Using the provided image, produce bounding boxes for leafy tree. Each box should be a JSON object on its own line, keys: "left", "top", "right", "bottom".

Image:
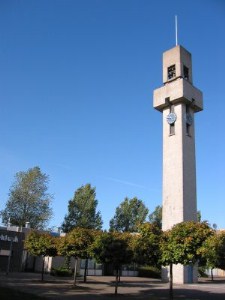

{"left": 109, "top": 197, "right": 149, "bottom": 232}
{"left": 57, "top": 228, "right": 96, "bottom": 285}
{"left": 61, "top": 184, "right": 102, "bottom": 233}
{"left": 148, "top": 205, "right": 162, "bottom": 228}
{"left": 55, "top": 235, "right": 74, "bottom": 274}
{"left": 1, "top": 167, "right": 53, "bottom": 229}
{"left": 25, "top": 231, "right": 57, "bottom": 281}
{"left": 91, "top": 231, "right": 133, "bottom": 295}
{"left": 199, "top": 231, "right": 225, "bottom": 280}
{"left": 197, "top": 211, "right": 201, "bottom": 222}
{"left": 133, "top": 222, "right": 162, "bottom": 267}
{"left": 160, "top": 221, "right": 213, "bottom": 300}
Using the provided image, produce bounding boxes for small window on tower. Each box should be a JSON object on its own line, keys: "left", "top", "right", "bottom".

{"left": 186, "top": 105, "right": 192, "bottom": 136}
{"left": 168, "top": 65, "right": 176, "bottom": 80}
{"left": 169, "top": 105, "right": 175, "bottom": 136}
{"left": 183, "top": 65, "right": 189, "bottom": 80}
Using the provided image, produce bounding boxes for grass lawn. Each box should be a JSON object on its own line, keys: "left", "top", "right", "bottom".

{"left": 0, "top": 287, "right": 46, "bottom": 300}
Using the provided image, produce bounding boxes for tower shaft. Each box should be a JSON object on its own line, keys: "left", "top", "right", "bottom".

{"left": 153, "top": 45, "right": 203, "bottom": 283}
{"left": 162, "top": 102, "right": 197, "bottom": 230}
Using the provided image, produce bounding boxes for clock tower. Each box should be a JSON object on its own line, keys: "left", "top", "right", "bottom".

{"left": 153, "top": 45, "right": 203, "bottom": 283}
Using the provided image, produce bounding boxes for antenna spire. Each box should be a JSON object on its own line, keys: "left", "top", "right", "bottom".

{"left": 175, "top": 15, "right": 178, "bottom": 46}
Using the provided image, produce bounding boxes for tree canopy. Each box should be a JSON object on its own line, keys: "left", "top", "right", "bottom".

{"left": 91, "top": 231, "right": 133, "bottom": 294}
{"left": 148, "top": 205, "right": 162, "bottom": 228}
{"left": 160, "top": 221, "right": 213, "bottom": 300}
{"left": 161, "top": 221, "right": 213, "bottom": 267}
{"left": 199, "top": 230, "right": 225, "bottom": 279}
{"left": 63, "top": 227, "right": 95, "bottom": 259}
{"left": 25, "top": 231, "right": 57, "bottom": 257}
{"left": 133, "top": 222, "right": 162, "bottom": 267}
{"left": 1, "top": 166, "right": 53, "bottom": 229}
{"left": 25, "top": 231, "right": 57, "bottom": 280}
{"left": 57, "top": 227, "right": 97, "bottom": 284}
{"left": 109, "top": 197, "right": 149, "bottom": 232}
{"left": 61, "top": 184, "right": 103, "bottom": 233}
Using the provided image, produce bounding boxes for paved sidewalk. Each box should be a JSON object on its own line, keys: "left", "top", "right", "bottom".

{"left": 0, "top": 272, "right": 225, "bottom": 299}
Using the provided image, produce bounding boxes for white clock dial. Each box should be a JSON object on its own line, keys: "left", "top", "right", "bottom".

{"left": 166, "top": 112, "right": 177, "bottom": 124}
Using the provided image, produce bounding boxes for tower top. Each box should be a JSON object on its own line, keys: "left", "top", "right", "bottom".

{"left": 163, "top": 45, "right": 193, "bottom": 84}
{"left": 153, "top": 45, "right": 203, "bottom": 112}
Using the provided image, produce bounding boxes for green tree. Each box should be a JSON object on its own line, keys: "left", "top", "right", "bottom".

{"left": 1, "top": 167, "right": 53, "bottom": 229}
{"left": 61, "top": 184, "right": 102, "bottom": 233}
{"left": 133, "top": 222, "right": 162, "bottom": 267}
{"left": 109, "top": 197, "right": 149, "bottom": 232}
{"left": 55, "top": 235, "right": 73, "bottom": 271}
{"left": 160, "top": 221, "right": 213, "bottom": 300}
{"left": 199, "top": 231, "right": 225, "bottom": 280}
{"left": 91, "top": 231, "right": 133, "bottom": 295}
{"left": 197, "top": 211, "right": 201, "bottom": 222}
{"left": 57, "top": 228, "right": 96, "bottom": 285}
{"left": 25, "top": 231, "right": 57, "bottom": 281}
{"left": 148, "top": 205, "right": 162, "bottom": 228}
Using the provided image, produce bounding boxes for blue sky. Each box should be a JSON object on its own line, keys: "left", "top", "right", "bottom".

{"left": 0, "top": 0, "right": 224, "bottom": 230}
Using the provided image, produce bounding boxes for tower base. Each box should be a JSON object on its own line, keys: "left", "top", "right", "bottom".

{"left": 162, "top": 264, "right": 198, "bottom": 284}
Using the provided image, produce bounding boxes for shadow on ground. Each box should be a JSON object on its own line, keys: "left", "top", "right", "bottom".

{"left": 0, "top": 273, "right": 225, "bottom": 300}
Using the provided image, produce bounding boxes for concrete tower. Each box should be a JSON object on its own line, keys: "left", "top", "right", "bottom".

{"left": 153, "top": 45, "right": 203, "bottom": 283}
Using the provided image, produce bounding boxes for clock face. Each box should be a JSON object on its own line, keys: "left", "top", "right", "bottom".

{"left": 166, "top": 112, "right": 177, "bottom": 125}
{"left": 186, "top": 113, "right": 193, "bottom": 125}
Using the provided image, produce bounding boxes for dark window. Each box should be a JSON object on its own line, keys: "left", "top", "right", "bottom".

{"left": 170, "top": 123, "right": 175, "bottom": 135}
{"left": 186, "top": 105, "right": 191, "bottom": 136}
{"left": 165, "top": 97, "right": 170, "bottom": 104}
{"left": 170, "top": 105, "right": 175, "bottom": 135}
{"left": 168, "top": 65, "right": 176, "bottom": 80}
{"left": 183, "top": 65, "right": 189, "bottom": 80}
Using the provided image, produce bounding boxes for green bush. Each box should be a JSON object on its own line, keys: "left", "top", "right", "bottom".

{"left": 51, "top": 267, "right": 73, "bottom": 277}
{"left": 138, "top": 266, "right": 161, "bottom": 278}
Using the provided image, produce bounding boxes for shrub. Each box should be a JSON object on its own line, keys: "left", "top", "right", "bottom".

{"left": 138, "top": 266, "right": 161, "bottom": 278}
{"left": 51, "top": 267, "right": 73, "bottom": 277}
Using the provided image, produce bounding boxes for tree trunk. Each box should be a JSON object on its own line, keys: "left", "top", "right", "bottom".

{"left": 24, "top": 251, "right": 29, "bottom": 271}
{"left": 6, "top": 239, "right": 13, "bottom": 275}
{"left": 65, "top": 256, "right": 71, "bottom": 270}
{"left": 41, "top": 256, "right": 45, "bottom": 281}
{"left": 73, "top": 257, "right": 77, "bottom": 286}
{"left": 211, "top": 268, "right": 214, "bottom": 281}
{"left": 73, "top": 258, "right": 78, "bottom": 286}
{"left": 169, "top": 263, "right": 173, "bottom": 300}
{"left": 32, "top": 256, "right": 36, "bottom": 272}
{"left": 83, "top": 258, "right": 88, "bottom": 283}
{"left": 115, "top": 268, "right": 119, "bottom": 295}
